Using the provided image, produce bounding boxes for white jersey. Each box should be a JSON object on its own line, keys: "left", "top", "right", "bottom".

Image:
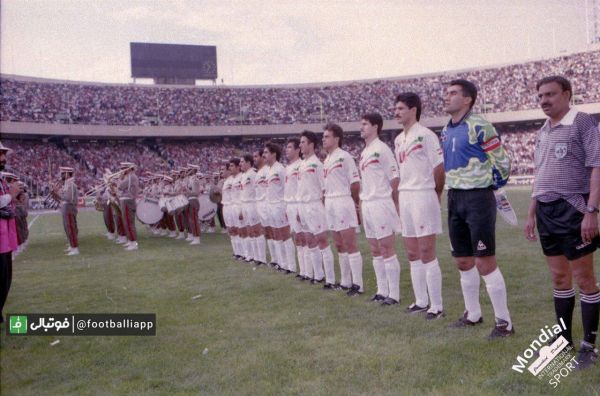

{"left": 221, "top": 176, "right": 233, "bottom": 205}
{"left": 240, "top": 168, "right": 257, "bottom": 203}
{"left": 266, "top": 162, "right": 286, "bottom": 203}
{"left": 297, "top": 154, "right": 324, "bottom": 203}
{"left": 231, "top": 173, "right": 243, "bottom": 205}
{"left": 284, "top": 159, "right": 302, "bottom": 203}
{"left": 359, "top": 138, "right": 399, "bottom": 201}
{"left": 324, "top": 147, "right": 360, "bottom": 198}
{"left": 394, "top": 122, "right": 443, "bottom": 191}
{"left": 255, "top": 165, "right": 269, "bottom": 202}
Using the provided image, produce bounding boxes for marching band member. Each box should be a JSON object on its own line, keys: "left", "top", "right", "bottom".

{"left": 186, "top": 165, "right": 202, "bottom": 245}
{"left": 117, "top": 162, "right": 139, "bottom": 251}
{"left": 59, "top": 166, "right": 80, "bottom": 256}
{"left": 97, "top": 183, "right": 115, "bottom": 240}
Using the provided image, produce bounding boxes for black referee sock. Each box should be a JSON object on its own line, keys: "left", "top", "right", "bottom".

{"left": 580, "top": 290, "right": 600, "bottom": 346}
{"left": 553, "top": 288, "right": 575, "bottom": 346}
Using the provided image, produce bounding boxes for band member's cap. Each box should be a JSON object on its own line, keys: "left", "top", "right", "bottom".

{"left": 119, "top": 162, "right": 136, "bottom": 170}
{"left": 0, "top": 172, "right": 18, "bottom": 181}
{"left": 0, "top": 141, "right": 13, "bottom": 153}
{"left": 187, "top": 164, "right": 201, "bottom": 170}
{"left": 59, "top": 166, "right": 75, "bottom": 173}
{"left": 163, "top": 176, "right": 174, "bottom": 182}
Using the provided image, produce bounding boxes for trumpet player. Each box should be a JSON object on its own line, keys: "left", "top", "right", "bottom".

{"left": 117, "top": 162, "right": 139, "bottom": 251}
{"left": 59, "top": 167, "right": 80, "bottom": 256}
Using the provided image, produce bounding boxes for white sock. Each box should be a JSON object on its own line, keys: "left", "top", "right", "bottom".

{"left": 321, "top": 246, "right": 335, "bottom": 284}
{"left": 339, "top": 252, "right": 352, "bottom": 288}
{"left": 410, "top": 259, "right": 429, "bottom": 308}
{"left": 267, "top": 239, "right": 278, "bottom": 264}
{"left": 241, "top": 237, "right": 249, "bottom": 258}
{"left": 304, "top": 247, "right": 314, "bottom": 278}
{"left": 297, "top": 245, "right": 305, "bottom": 276}
{"left": 348, "top": 252, "right": 363, "bottom": 291}
{"left": 285, "top": 239, "right": 296, "bottom": 272}
{"left": 256, "top": 235, "right": 266, "bottom": 263}
{"left": 276, "top": 240, "right": 287, "bottom": 269}
{"left": 230, "top": 237, "right": 237, "bottom": 255}
{"left": 424, "top": 258, "right": 443, "bottom": 313}
{"left": 373, "top": 256, "right": 388, "bottom": 297}
{"left": 249, "top": 237, "right": 258, "bottom": 260}
{"left": 235, "top": 236, "right": 243, "bottom": 256}
{"left": 310, "top": 247, "right": 324, "bottom": 281}
{"left": 483, "top": 268, "right": 512, "bottom": 330}
{"left": 384, "top": 255, "right": 401, "bottom": 302}
{"left": 460, "top": 267, "right": 482, "bottom": 322}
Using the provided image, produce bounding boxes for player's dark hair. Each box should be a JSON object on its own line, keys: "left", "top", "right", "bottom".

{"left": 300, "top": 130, "right": 319, "bottom": 148}
{"left": 229, "top": 157, "right": 240, "bottom": 167}
{"left": 536, "top": 75, "right": 572, "bottom": 100}
{"left": 323, "top": 122, "right": 344, "bottom": 147}
{"left": 361, "top": 113, "right": 383, "bottom": 134}
{"left": 287, "top": 137, "right": 300, "bottom": 150}
{"left": 265, "top": 142, "right": 282, "bottom": 161}
{"left": 243, "top": 154, "right": 254, "bottom": 168}
{"left": 395, "top": 92, "right": 422, "bottom": 121}
{"left": 449, "top": 79, "right": 477, "bottom": 109}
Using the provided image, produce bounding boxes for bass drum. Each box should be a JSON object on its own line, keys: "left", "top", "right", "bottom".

{"left": 136, "top": 197, "right": 163, "bottom": 225}
{"left": 198, "top": 194, "right": 218, "bottom": 221}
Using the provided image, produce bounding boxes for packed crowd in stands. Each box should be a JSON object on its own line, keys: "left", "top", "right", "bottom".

{"left": 1, "top": 51, "right": 598, "bottom": 127}
{"left": 4, "top": 126, "right": 539, "bottom": 198}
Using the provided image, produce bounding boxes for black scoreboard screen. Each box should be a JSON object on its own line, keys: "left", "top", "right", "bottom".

{"left": 130, "top": 43, "right": 217, "bottom": 80}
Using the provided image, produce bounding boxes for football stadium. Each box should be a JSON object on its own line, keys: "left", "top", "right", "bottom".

{"left": 1, "top": 1, "right": 599, "bottom": 395}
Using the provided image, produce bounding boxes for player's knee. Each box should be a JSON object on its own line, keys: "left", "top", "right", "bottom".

{"left": 572, "top": 273, "right": 598, "bottom": 294}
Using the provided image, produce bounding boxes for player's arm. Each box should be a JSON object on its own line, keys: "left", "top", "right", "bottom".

{"left": 391, "top": 178, "right": 400, "bottom": 214}
{"left": 524, "top": 198, "right": 537, "bottom": 242}
{"left": 582, "top": 167, "right": 600, "bottom": 243}
{"left": 478, "top": 123, "right": 511, "bottom": 188}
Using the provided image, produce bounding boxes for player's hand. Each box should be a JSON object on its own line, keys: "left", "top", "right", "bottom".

{"left": 581, "top": 213, "right": 599, "bottom": 244}
{"left": 524, "top": 216, "right": 537, "bottom": 242}
{"left": 239, "top": 213, "right": 243, "bottom": 221}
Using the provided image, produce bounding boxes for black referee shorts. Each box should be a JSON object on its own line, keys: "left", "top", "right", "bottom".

{"left": 536, "top": 199, "right": 599, "bottom": 261}
{"left": 447, "top": 188, "right": 496, "bottom": 257}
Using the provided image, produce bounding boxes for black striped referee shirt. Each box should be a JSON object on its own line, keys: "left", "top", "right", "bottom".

{"left": 532, "top": 108, "right": 600, "bottom": 213}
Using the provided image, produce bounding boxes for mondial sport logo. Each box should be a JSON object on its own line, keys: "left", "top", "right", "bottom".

{"left": 511, "top": 318, "right": 577, "bottom": 388}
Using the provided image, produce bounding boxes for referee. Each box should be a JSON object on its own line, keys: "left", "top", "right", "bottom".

{"left": 525, "top": 75, "right": 599, "bottom": 369}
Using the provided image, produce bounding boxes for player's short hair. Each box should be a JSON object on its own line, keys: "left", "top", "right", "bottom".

{"left": 287, "top": 137, "right": 300, "bottom": 150}
{"left": 361, "top": 113, "right": 383, "bottom": 134}
{"left": 301, "top": 130, "right": 319, "bottom": 148}
{"left": 323, "top": 122, "right": 344, "bottom": 147}
{"left": 243, "top": 153, "right": 254, "bottom": 168}
{"left": 229, "top": 157, "right": 240, "bottom": 167}
{"left": 395, "top": 92, "right": 422, "bottom": 121}
{"left": 449, "top": 79, "right": 477, "bottom": 109}
{"left": 536, "top": 75, "right": 572, "bottom": 100}
{"left": 265, "top": 142, "right": 282, "bottom": 161}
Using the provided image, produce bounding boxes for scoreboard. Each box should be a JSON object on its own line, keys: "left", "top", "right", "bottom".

{"left": 130, "top": 43, "right": 218, "bottom": 80}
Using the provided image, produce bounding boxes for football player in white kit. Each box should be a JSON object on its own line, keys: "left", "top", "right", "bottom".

{"left": 263, "top": 142, "right": 296, "bottom": 273}
{"left": 229, "top": 158, "right": 247, "bottom": 261}
{"left": 322, "top": 123, "right": 364, "bottom": 295}
{"left": 253, "top": 150, "right": 270, "bottom": 266}
{"left": 298, "top": 131, "right": 334, "bottom": 287}
{"left": 394, "top": 93, "right": 446, "bottom": 320}
{"left": 221, "top": 160, "right": 240, "bottom": 259}
{"left": 239, "top": 154, "right": 265, "bottom": 265}
{"left": 284, "top": 138, "right": 306, "bottom": 278}
{"left": 359, "top": 113, "right": 402, "bottom": 305}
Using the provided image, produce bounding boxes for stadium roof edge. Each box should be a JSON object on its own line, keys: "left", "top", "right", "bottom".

{"left": 1, "top": 49, "right": 598, "bottom": 89}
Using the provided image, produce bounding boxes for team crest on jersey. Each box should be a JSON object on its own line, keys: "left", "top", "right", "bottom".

{"left": 554, "top": 143, "right": 567, "bottom": 159}
{"left": 361, "top": 152, "right": 380, "bottom": 171}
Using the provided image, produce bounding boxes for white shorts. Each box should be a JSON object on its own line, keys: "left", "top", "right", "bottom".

{"left": 227, "top": 204, "right": 243, "bottom": 228}
{"left": 361, "top": 198, "right": 401, "bottom": 240}
{"left": 286, "top": 202, "right": 302, "bottom": 234}
{"left": 325, "top": 196, "right": 358, "bottom": 232}
{"left": 241, "top": 202, "right": 260, "bottom": 227}
{"left": 256, "top": 201, "right": 270, "bottom": 227}
{"left": 399, "top": 190, "right": 442, "bottom": 237}
{"left": 267, "top": 201, "right": 288, "bottom": 229}
{"left": 298, "top": 201, "right": 328, "bottom": 235}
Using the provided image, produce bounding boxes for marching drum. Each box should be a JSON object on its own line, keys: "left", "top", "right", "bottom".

{"left": 198, "top": 194, "right": 217, "bottom": 221}
{"left": 136, "top": 197, "right": 163, "bottom": 225}
{"left": 166, "top": 194, "right": 189, "bottom": 215}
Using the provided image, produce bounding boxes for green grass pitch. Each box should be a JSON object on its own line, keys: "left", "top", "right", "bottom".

{"left": 1, "top": 188, "right": 598, "bottom": 395}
